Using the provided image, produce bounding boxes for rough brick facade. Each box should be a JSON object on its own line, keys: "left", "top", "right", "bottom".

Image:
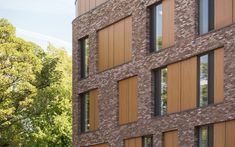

{"left": 72, "top": 0, "right": 235, "bottom": 146}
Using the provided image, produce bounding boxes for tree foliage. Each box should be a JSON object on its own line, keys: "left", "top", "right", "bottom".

{"left": 0, "top": 18, "right": 72, "bottom": 146}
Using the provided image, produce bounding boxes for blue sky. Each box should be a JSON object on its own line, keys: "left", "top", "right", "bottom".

{"left": 0, "top": 0, "right": 74, "bottom": 54}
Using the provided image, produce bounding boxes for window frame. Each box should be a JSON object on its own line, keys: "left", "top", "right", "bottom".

{"left": 197, "top": 51, "right": 214, "bottom": 107}
{"left": 198, "top": 0, "right": 214, "bottom": 35}
{"left": 153, "top": 67, "right": 167, "bottom": 116}
{"left": 80, "top": 37, "right": 89, "bottom": 79}
{"left": 196, "top": 125, "right": 214, "bottom": 147}
{"left": 150, "top": 1, "right": 163, "bottom": 52}
{"left": 81, "top": 92, "right": 89, "bottom": 133}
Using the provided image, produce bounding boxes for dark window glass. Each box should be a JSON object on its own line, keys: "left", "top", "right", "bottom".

{"left": 81, "top": 93, "right": 90, "bottom": 132}
{"left": 80, "top": 37, "right": 89, "bottom": 78}
{"left": 199, "top": 126, "right": 208, "bottom": 147}
{"left": 154, "top": 67, "right": 167, "bottom": 116}
{"left": 199, "top": 0, "right": 214, "bottom": 34}
{"left": 151, "top": 3, "right": 163, "bottom": 52}
{"left": 198, "top": 52, "right": 214, "bottom": 107}
{"left": 199, "top": 55, "right": 209, "bottom": 107}
{"left": 142, "top": 136, "right": 153, "bottom": 147}
{"left": 197, "top": 125, "right": 213, "bottom": 147}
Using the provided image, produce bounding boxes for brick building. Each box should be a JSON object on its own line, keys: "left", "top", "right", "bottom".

{"left": 72, "top": 0, "right": 235, "bottom": 146}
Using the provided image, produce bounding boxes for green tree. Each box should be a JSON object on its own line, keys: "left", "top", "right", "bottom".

{"left": 0, "top": 18, "right": 72, "bottom": 146}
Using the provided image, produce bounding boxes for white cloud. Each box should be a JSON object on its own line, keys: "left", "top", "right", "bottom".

{"left": 16, "top": 28, "right": 72, "bottom": 54}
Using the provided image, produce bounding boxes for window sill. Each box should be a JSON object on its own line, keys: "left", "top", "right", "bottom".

{"left": 80, "top": 128, "right": 99, "bottom": 135}
{"left": 197, "top": 22, "right": 235, "bottom": 38}
{"left": 148, "top": 44, "right": 175, "bottom": 56}
{"left": 152, "top": 101, "right": 225, "bottom": 119}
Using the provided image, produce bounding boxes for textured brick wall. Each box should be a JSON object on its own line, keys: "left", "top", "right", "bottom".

{"left": 72, "top": 0, "right": 235, "bottom": 146}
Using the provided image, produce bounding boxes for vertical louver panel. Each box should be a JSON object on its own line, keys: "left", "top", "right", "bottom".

{"left": 164, "top": 131, "right": 178, "bottom": 147}
{"left": 167, "top": 63, "right": 181, "bottom": 113}
{"left": 180, "top": 57, "right": 197, "bottom": 111}
{"left": 215, "top": 0, "right": 233, "bottom": 29}
{"left": 98, "top": 17, "right": 132, "bottom": 71}
{"left": 119, "top": 76, "right": 138, "bottom": 124}
{"left": 162, "top": 0, "right": 175, "bottom": 48}
{"left": 214, "top": 48, "right": 224, "bottom": 103}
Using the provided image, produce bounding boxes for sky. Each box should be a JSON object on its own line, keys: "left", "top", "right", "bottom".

{"left": 0, "top": 0, "right": 75, "bottom": 54}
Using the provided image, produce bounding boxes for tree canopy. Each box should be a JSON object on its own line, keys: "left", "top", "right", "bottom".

{"left": 0, "top": 18, "right": 72, "bottom": 146}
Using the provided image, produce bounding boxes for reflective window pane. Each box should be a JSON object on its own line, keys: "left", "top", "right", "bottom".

{"left": 155, "top": 4, "right": 162, "bottom": 51}
{"left": 199, "top": 0, "right": 209, "bottom": 34}
{"left": 199, "top": 126, "right": 208, "bottom": 147}
{"left": 199, "top": 55, "right": 209, "bottom": 107}
{"left": 84, "top": 38, "right": 89, "bottom": 77}
{"left": 161, "top": 68, "right": 167, "bottom": 115}
{"left": 154, "top": 67, "right": 167, "bottom": 116}
{"left": 143, "top": 136, "right": 152, "bottom": 147}
{"left": 81, "top": 37, "right": 89, "bottom": 78}
{"left": 81, "top": 93, "right": 90, "bottom": 132}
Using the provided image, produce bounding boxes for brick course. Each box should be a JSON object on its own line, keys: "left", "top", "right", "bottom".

{"left": 72, "top": 0, "right": 235, "bottom": 146}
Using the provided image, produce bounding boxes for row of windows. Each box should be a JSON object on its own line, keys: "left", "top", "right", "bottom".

{"left": 79, "top": 0, "right": 233, "bottom": 79}
{"left": 83, "top": 120, "right": 235, "bottom": 147}
{"left": 80, "top": 48, "right": 224, "bottom": 133}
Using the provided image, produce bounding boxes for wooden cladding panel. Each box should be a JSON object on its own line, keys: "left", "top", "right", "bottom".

{"left": 96, "top": 0, "right": 107, "bottom": 6}
{"left": 215, "top": 0, "right": 233, "bottom": 29}
{"left": 76, "top": 0, "right": 108, "bottom": 16}
{"left": 93, "top": 90, "right": 99, "bottom": 129}
{"left": 128, "top": 76, "right": 138, "bottom": 123}
{"left": 108, "top": 26, "right": 114, "bottom": 68}
{"left": 124, "top": 17, "right": 132, "bottom": 62}
{"left": 85, "top": 0, "right": 90, "bottom": 12}
{"left": 162, "top": 0, "right": 175, "bottom": 48}
{"left": 119, "top": 79, "right": 128, "bottom": 124}
{"left": 114, "top": 21, "right": 125, "bottom": 66}
{"left": 98, "top": 29, "right": 109, "bottom": 71}
{"left": 214, "top": 48, "right": 224, "bottom": 103}
{"left": 180, "top": 57, "right": 197, "bottom": 111}
{"left": 214, "top": 120, "right": 235, "bottom": 147}
{"left": 89, "top": 92, "right": 95, "bottom": 130}
{"left": 167, "top": 63, "right": 181, "bottom": 113}
{"left": 214, "top": 122, "right": 226, "bottom": 147}
{"left": 98, "top": 16, "right": 132, "bottom": 71}
{"left": 226, "top": 120, "right": 235, "bottom": 147}
{"left": 167, "top": 57, "right": 197, "bottom": 113}
{"left": 89, "top": 0, "right": 96, "bottom": 9}
{"left": 89, "top": 89, "right": 99, "bottom": 131}
{"left": 125, "top": 137, "right": 142, "bottom": 147}
{"left": 233, "top": 0, "right": 235, "bottom": 22}
{"left": 164, "top": 131, "right": 178, "bottom": 147}
{"left": 119, "top": 76, "right": 138, "bottom": 124}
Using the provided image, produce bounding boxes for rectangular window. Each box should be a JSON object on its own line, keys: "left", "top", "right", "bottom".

{"left": 196, "top": 125, "right": 213, "bottom": 147}
{"left": 150, "top": 2, "right": 163, "bottom": 52}
{"left": 81, "top": 89, "right": 99, "bottom": 133}
{"left": 80, "top": 37, "right": 89, "bottom": 78}
{"left": 199, "top": 0, "right": 235, "bottom": 34}
{"left": 154, "top": 68, "right": 167, "bottom": 116}
{"left": 150, "top": 0, "right": 175, "bottom": 52}
{"left": 198, "top": 52, "right": 214, "bottom": 107}
{"left": 142, "top": 136, "right": 153, "bottom": 147}
{"left": 81, "top": 92, "right": 89, "bottom": 132}
{"left": 199, "top": 0, "right": 214, "bottom": 34}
